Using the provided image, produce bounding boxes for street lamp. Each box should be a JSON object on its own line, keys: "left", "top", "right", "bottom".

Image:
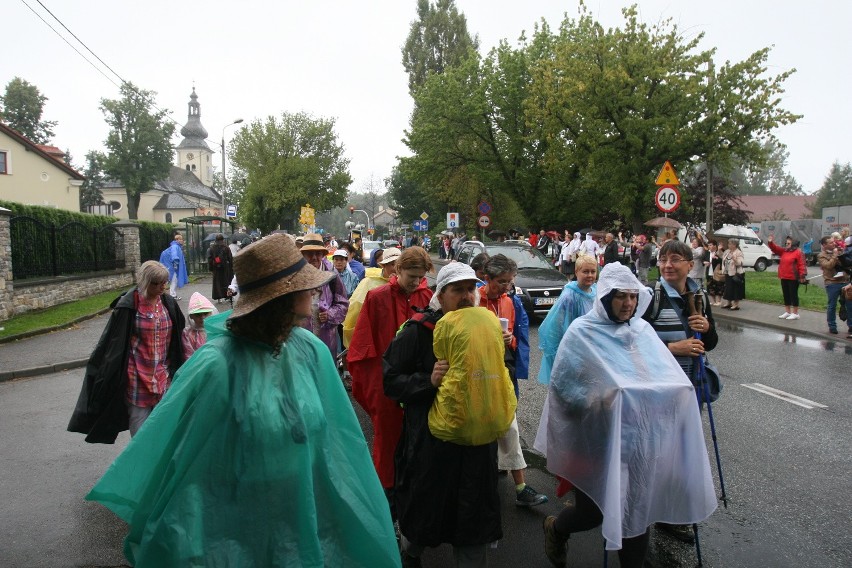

{"left": 221, "top": 118, "right": 244, "bottom": 215}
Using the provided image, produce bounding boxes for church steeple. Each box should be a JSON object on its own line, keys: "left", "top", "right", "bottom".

{"left": 176, "top": 86, "right": 213, "bottom": 187}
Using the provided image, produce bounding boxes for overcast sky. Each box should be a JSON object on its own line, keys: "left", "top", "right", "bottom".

{"left": 5, "top": 0, "right": 850, "bottom": 197}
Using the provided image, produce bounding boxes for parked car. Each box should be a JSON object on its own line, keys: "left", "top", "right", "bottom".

{"left": 360, "top": 239, "right": 382, "bottom": 260}
{"left": 453, "top": 240, "right": 569, "bottom": 319}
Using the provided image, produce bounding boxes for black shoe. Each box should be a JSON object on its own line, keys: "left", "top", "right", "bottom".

{"left": 829, "top": 329, "right": 838, "bottom": 334}
{"left": 656, "top": 522, "right": 695, "bottom": 544}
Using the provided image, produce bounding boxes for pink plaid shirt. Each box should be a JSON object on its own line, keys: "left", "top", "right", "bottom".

{"left": 126, "top": 291, "right": 173, "bottom": 407}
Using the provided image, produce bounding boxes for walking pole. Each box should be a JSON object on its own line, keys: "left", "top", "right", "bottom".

{"left": 693, "top": 523, "right": 704, "bottom": 567}
{"left": 602, "top": 540, "right": 608, "bottom": 568}
{"left": 691, "top": 292, "right": 729, "bottom": 509}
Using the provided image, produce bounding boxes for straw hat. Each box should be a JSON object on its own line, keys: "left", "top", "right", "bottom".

{"left": 229, "top": 234, "right": 334, "bottom": 319}
{"left": 300, "top": 233, "right": 327, "bottom": 252}
{"left": 379, "top": 247, "right": 401, "bottom": 265}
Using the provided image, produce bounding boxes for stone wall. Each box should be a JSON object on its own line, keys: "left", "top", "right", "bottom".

{"left": 9, "top": 271, "right": 133, "bottom": 316}
{"left": 0, "top": 209, "right": 12, "bottom": 321}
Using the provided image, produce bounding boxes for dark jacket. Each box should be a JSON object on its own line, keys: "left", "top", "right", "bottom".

{"left": 383, "top": 309, "right": 502, "bottom": 547}
{"left": 603, "top": 240, "right": 620, "bottom": 265}
{"left": 208, "top": 243, "right": 234, "bottom": 300}
{"left": 67, "top": 289, "right": 185, "bottom": 443}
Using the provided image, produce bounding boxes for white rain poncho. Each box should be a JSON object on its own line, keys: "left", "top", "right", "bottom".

{"left": 533, "top": 263, "right": 717, "bottom": 550}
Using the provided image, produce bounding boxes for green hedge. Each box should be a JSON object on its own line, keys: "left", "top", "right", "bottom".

{"left": 0, "top": 199, "right": 117, "bottom": 229}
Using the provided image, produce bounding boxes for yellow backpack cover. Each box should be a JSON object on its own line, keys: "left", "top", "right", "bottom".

{"left": 429, "top": 307, "right": 517, "bottom": 445}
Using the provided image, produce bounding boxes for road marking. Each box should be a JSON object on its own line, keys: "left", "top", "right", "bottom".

{"left": 741, "top": 383, "right": 828, "bottom": 409}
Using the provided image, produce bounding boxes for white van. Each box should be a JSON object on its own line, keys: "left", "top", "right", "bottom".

{"left": 712, "top": 225, "right": 774, "bottom": 272}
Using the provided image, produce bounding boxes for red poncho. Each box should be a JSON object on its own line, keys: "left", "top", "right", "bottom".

{"left": 348, "top": 276, "right": 433, "bottom": 487}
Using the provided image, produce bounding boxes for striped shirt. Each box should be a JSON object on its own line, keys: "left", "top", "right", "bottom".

{"left": 126, "top": 291, "right": 173, "bottom": 407}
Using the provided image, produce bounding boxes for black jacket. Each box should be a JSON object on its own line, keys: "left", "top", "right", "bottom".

{"left": 603, "top": 240, "right": 620, "bottom": 265}
{"left": 383, "top": 309, "right": 502, "bottom": 547}
{"left": 67, "top": 288, "right": 185, "bottom": 443}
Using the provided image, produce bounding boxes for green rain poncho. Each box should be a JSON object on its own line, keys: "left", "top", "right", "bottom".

{"left": 87, "top": 312, "right": 401, "bottom": 568}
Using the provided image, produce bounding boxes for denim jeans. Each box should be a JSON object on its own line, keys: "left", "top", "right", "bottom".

{"left": 825, "top": 282, "right": 852, "bottom": 332}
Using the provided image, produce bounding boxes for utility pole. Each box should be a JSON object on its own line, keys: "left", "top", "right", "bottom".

{"left": 706, "top": 60, "right": 715, "bottom": 233}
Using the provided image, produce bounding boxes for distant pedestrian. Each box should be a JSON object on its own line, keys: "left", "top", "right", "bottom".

{"left": 68, "top": 261, "right": 185, "bottom": 442}
{"left": 721, "top": 239, "right": 745, "bottom": 310}
{"left": 602, "top": 233, "right": 619, "bottom": 265}
{"left": 767, "top": 235, "right": 807, "bottom": 320}
{"left": 332, "top": 248, "right": 360, "bottom": 297}
{"left": 182, "top": 292, "right": 217, "bottom": 360}
{"left": 536, "top": 229, "right": 551, "bottom": 257}
{"left": 689, "top": 234, "right": 708, "bottom": 287}
{"left": 159, "top": 233, "right": 188, "bottom": 300}
{"left": 208, "top": 234, "right": 234, "bottom": 302}
{"left": 706, "top": 240, "right": 726, "bottom": 306}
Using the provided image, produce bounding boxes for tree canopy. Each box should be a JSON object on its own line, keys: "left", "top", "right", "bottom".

{"left": 402, "top": 0, "right": 479, "bottom": 94}
{"left": 401, "top": 3, "right": 801, "bottom": 234}
{"left": 100, "top": 83, "right": 175, "bottom": 220}
{"left": 229, "top": 112, "right": 351, "bottom": 234}
{"left": 79, "top": 151, "right": 106, "bottom": 212}
{"left": 808, "top": 161, "right": 852, "bottom": 217}
{"left": 0, "top": 77, "right": 57, "bottom": 144}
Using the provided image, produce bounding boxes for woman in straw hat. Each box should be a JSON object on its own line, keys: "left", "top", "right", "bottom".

{"left": 86, "top": 235, "right": 401, "bottom": 568}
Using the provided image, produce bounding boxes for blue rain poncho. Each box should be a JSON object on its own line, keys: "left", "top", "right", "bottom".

{"left": 536, "top": 281, "right": 596, "bottom": 384}
{"left": 533, "top": 264, "right": 717, "bottom": 550}
{"left": 86, "top": 311, "right": 401, "bottom": 568}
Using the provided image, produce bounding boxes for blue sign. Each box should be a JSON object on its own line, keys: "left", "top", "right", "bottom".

{"left": 226, "top": 204, "right": 237, "bottom": 218}
{"left": 478, "top": 201, "right": 492, "bottom": 215}
{"left": 413, "top": 220, "right": 429, "bottom": 231}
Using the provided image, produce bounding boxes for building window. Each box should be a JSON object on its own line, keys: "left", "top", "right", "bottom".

{"left": 191, "top": 164, "right": 196, "bottom": 171}
{"left": 186, "top": 165, "right": 191, "bottom": 171}
{"left": 165, "top": 213, "right": 173, "bottom": 223}
{"left": 0, "top": 151, "right": 7, "bottom": 174}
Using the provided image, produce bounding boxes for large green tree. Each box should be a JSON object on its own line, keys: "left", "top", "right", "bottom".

{"left": 526, "top": 4, "right": 800, "bottom": 233}
{"left": 808, "top": 161, "right": 852, "bottom": 217}
{"left": 402, "top": 0, "right": 479, "bottom": 94}
{"left": 100, "top": 83, "right": 175, "bottom": 219}
{"left": 0, "top": 77, "right": 57, "bottom": 144}
{"left": 229, "top": 112, "right": 351, "bottom": 233}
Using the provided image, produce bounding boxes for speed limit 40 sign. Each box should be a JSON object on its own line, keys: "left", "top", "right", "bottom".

{"left": 655, "top": 185, "right": 681, "bottom": 213}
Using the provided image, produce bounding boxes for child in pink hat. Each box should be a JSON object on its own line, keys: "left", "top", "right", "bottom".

{"left": 182, "top": 292, "right": 217, "bottom": 360}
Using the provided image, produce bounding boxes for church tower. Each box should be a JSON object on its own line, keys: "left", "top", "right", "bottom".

{"left": 176, "top": 87, "right": 214, "bottom": 187}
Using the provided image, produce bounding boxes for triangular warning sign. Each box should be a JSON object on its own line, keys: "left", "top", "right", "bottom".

{"left": 655, "top": 161, "right": 680, "bottom": 186}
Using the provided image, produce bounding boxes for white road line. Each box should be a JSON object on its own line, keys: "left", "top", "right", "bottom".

{"left": 741, "top": 383, "right": 828, "bottom": 410}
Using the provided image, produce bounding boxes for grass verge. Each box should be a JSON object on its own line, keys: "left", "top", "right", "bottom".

{"left": 0, "top": 288, "right": 123, "bottom": 341}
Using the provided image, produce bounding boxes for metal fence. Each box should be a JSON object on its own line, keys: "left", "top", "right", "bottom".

{"left": 139, "top": 225, "right": 174, "bottom": 264}
{"left": 10, "top": 216, "right": 125, "bottom": 280}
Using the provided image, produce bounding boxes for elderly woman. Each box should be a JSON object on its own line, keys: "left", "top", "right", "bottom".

{"left": 85, "top": 234, "right": 401, "bottom": 567}
{"left": 536, "top": 264, "right": 717, "bottom": 567}
{"left": 722, "top": 238, "right": 746, "bottom": 310}
{"left": 767, "top": 235, "right": 808, "bottom": 320}
{"left": 68, "top": 260, "right": 185, "bottom": 442}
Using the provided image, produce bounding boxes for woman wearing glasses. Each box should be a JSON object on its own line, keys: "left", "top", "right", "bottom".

{"left": 68, "top": 260, "right": 186, "bottom": 443}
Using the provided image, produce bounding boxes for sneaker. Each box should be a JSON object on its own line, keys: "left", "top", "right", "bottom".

{"left": 656, "top": 522, "right": 695, "bottom": 544}
{"left": 542, "top": 516, "right": 568, "bottom": 567}
{"left": 829, "top": 329, "right": 838, "bottom": 335}
{"left": 516, "top": 484, "right": 548, "bottom": 507}
{"left": 778, "top": 312, "right": 791, "bottom": 319}
{"left": 787, "top": 313, "right": 800, "bottom": 320}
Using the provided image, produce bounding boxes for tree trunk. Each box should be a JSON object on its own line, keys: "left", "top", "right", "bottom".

{"left": 126, "top": 191, "right": 141, "bottom": 220}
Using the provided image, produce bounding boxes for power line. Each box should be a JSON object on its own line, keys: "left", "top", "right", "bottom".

{"left": 18, "top": 0, "right": 121, "bottom": 89}
{"left": 19, "top": 0, "right": 187, "bottom": 133}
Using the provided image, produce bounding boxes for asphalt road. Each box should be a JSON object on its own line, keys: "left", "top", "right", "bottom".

{"left": 1, "top": 320, "right": 849, "bottom": 567}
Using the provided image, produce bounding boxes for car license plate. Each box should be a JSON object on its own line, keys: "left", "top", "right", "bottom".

{"left": 535, "top": 297, "right": 556, "bottom": 306}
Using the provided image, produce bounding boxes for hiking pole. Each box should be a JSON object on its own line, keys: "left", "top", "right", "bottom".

{"left": 693, "top": 523, "right": 704, "bottom": 567}
{"left": 691, "top": 291, "right": 728, "bottom": 509}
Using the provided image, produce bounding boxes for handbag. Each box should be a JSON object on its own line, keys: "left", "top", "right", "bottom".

{"left": 732, "top": 273, "right": 744, "bottom": 284}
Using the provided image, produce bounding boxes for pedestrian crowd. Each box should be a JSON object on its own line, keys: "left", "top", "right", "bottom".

{"left": 64, "top": 222, "right": 851, "bottom": 567}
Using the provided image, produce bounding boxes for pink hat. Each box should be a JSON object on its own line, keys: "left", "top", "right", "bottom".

{"left": 187, "top": 292, "right": 215, "bottom": 315}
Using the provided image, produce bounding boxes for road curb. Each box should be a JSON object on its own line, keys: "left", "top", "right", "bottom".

{"left": 0, "top": 357, "right": 88, "bottom": 383}
{"left": 712, "top": 311, "right": 845, "bottom": 343}
{"left": 0, "top": 307, "right": 111, "bottom": 345}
